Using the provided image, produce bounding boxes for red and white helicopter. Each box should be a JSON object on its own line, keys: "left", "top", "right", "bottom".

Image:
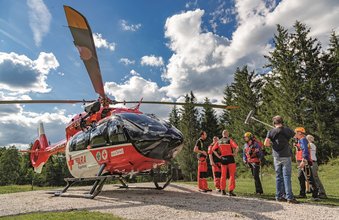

{"left": 0, "top": 6, "right": 238, "bottom": 198}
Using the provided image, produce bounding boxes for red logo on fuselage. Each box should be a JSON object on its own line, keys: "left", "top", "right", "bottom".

{"left": 75, "top": 155, "right": 87, "bottom": 165}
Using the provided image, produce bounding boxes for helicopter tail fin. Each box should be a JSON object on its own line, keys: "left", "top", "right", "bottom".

{"left": 29, "top": 123, "right": 67, "bottom": 173}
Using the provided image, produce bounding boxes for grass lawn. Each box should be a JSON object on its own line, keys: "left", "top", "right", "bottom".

{"left": 0, "top": 185, "right": 58, "bottom": 194}
{"left": 184, "top": 159, "right": 339, "bottom": 206}
{"left": 0, "top": 210, "right": 123, "bottom": 220}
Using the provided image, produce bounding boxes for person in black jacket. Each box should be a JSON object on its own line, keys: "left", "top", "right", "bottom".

{"left": 264, "top": 115, "right": 298, "bottom": 204}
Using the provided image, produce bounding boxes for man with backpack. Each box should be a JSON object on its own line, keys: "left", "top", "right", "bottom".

{"left": 243, "top": 132, "right": 264, "bottom": 195}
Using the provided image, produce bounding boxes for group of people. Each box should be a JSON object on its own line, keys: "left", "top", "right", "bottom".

{"left": 194, "top": 115, "right": 327, "bottom": 203}
{"left": 194, "top": 130, "right": 238, "bottom": 196}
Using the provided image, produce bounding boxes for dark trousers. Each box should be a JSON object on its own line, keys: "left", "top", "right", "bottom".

{"left": 249, "top": 163, "right": 263, "bottom": 193}
{"left": 297, "top": 161, "right": 318, "bottom": 198}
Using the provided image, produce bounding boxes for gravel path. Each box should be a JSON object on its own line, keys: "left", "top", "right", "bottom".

{"left": 0, "top": 183, "right": 338, "bottom": 220}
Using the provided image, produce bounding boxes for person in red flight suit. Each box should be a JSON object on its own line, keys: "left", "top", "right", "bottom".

{"left": 212, "top": 130, "right": 238, "bottom": 196}
{"left": 208, "top": 136, "right": 221, "bottom": 192}
{"left": 193, "top": 131, "right": 212, "bottom": 192}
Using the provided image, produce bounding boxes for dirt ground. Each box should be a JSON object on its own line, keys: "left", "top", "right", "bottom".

{"left": 0, "top": 183, "right": 338, "bottom": 220}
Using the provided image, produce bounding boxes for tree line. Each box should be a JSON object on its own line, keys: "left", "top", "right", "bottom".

{"left": 0, "top": 21, "right": 337, "bottom": 185}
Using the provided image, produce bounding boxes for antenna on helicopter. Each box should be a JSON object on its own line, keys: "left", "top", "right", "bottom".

{"left": 133, "top": 98, "right": 143, "bottom": 111}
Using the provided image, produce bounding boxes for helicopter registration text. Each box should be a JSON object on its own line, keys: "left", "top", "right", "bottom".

{"left": 111, "top": 148, "right": 124, "bottom": 157}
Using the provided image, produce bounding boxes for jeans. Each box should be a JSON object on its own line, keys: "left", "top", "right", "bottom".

{"left": 274, "top": 156, "right": 294, "bottom": 200}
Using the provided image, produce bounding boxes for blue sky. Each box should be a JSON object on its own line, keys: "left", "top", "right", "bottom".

{"left": 0, "top": 0, "right": 338, "bottom": 147}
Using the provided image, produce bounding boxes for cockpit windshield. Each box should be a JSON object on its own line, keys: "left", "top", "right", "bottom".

{"left": 118, "top": 113, "right": 167, "bottom": 133}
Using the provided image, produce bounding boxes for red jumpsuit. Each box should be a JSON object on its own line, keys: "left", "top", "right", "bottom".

{"left": 208, "top": 145, "right": 221, "bottom": 190}
{"left": 212, "top": 137, "right": 238, "bottom": 192}
{"left": 196, "top": 138, "right": 208, "bottom": 190}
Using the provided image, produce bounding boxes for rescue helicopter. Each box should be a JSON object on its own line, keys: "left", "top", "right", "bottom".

{"left": 0, "top": 6, "right": 238, "bottom": 199}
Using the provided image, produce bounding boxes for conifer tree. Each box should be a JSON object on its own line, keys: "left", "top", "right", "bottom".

{"left": 176, "top": 92, "right": 200, "bottom": 181}
{"left": 201, "top": 97, "right": 220, "bottom": 144}
{"left": 222, "top": 66, "right": 263, "bottom": 143}
{"left": 168, "top": 105, "right": 180, "bottom": 128}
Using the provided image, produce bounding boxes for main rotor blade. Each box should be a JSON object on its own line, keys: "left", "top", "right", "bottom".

{"left": 0, "top": 100, "right": 96, "bottom": 104}
{"left": 64, "top": 5, "right": 105, "bottom": 98}
{"left": 114, "top": 101, "right": 239, "bottom": 109}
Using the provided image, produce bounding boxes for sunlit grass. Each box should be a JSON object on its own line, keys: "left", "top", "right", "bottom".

{"left": 182, "top": 159, "right": 339, "bottom": 206}
{"left": 0, "top": 185, "right": 57, "bottom": 194}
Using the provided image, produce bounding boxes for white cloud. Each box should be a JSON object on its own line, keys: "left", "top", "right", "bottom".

{"left": 0, "top": 52, "right": 59, "bottom": 93}
{"left": 93, "top": 33, "right": 116, "bottom": 51}
{"left": 105, "top": 76, "right": 172, "bottom": 118}
{"left": 141, "top": 55, "right": 164, "bottom": 67}
{"left": 120, "top": 20, "right": 142, "bottom": 32}
{"left": 162, "top": 9, "right": 233, "bottom": 101}
{"left": 119, "top": 58, "right": 135, "bottom": 65}
{"left": 27, "top": 0, "right": 51, "bottom": 47}
{"left": 130, "top": 69, "right": 140, "bottom": 76}
{"left": 209, "top": 2, "right": 235, "bottom": 32}
{"left": 0, "top": 93, "right": 72, "bottom": 147}
{"left": 160, "top": 0, "right": 339, "bottom": 103}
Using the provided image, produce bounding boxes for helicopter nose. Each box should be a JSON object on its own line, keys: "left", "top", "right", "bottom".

{"left": 118, "top": 112, "right": 184, "bottom": 160}
{"left": 133, "top": 127, "right": 184, "bottom": 160}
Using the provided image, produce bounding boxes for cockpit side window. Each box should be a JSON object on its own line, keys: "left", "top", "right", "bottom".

{"left": 69, "top": 131, "right": 90, "bottom": 152}
{"left": 89, "top": 122, "right": 109, "bottom": 148}
{"left": 107, "top": 119, "right": 127, "bottom": 144}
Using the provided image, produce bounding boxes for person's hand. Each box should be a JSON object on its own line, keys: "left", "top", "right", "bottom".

{"left": 211, "top": 162, "right": 215, "bottom": 166}
{"left": 202, "top": 151, "right": 207, "bottom": 156}
{"left": 299, "top": 161, "right": 305, "bottom": 169}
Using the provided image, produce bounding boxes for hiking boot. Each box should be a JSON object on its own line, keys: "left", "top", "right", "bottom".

{"left": 287, "top": 199, "right": 299, "bottom": 204}
{"left": 318, "top": 194, "right": 328, "bottom": 199}
{"left": 228, "top": 191, "right": 236, "bottom": 196}
{"left": 222, "top": 190, "right": 227, "bottom": 195}
{"left": 205, "top": 188, "right": 212, "bottom": 192}
{"left": 276, "top": 197, "right": 287, "bottom": 202}
{"left": 216, "top": 189, "right": 221, "bottom": 193}
{"left": 199, "top": 189, "right": 208, "bottom": 193}
{"left": 297, "top": 194, "right": 307, "bottom": 199}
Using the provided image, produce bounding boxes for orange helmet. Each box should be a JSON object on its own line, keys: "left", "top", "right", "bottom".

{"left": 295, "top": 127, "right": 306, "bottom": 134}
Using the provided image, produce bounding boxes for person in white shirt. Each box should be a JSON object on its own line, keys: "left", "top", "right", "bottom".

{"left": 306, "top": 135, "right": 327, "bottom": 199}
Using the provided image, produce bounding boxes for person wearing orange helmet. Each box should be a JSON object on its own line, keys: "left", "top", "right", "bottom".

{"left": 294, "top": 127, "right": 319, "bottom": 200}
{"left": 243, "top": 132, "right": 264, "bottom": 195}
{"left": 193, "top": 131, "right": 212, "bottom": 192}
{"left": 212, "top": 130, "right": 238, "bottom": 196}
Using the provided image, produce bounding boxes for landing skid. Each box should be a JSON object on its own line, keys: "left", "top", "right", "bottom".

{"left": 54, "top": 175, "right": 113, "bottom": 199}
{"left": 54, "top": 163, "right": 174, "bottom": 199}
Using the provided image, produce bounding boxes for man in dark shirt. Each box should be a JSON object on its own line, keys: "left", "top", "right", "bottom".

{"left": 194, "top": 131, "right": 212, "bottom": 192}
{"left": 264, "top": 115, "right": 298, "bottom": 203}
